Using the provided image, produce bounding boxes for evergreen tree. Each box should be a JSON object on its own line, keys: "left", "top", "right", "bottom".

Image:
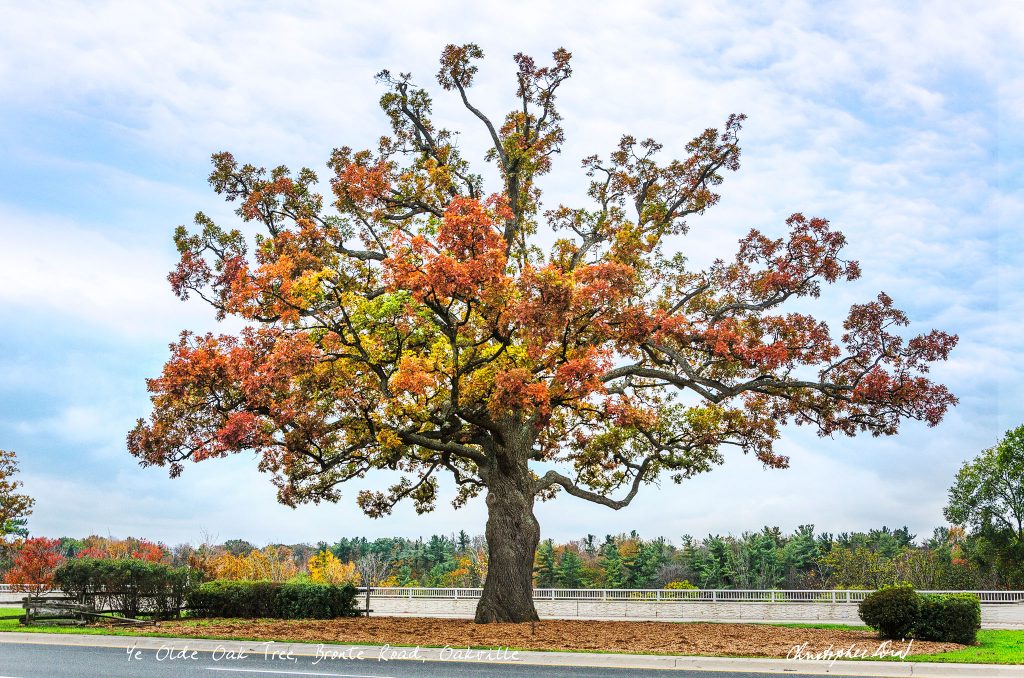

{"left": 456, "top": 530, "right": 471, "bottom": 553}
{"left": 534, "top": 539, "right": 558, "bottom": 588}
{"left": 632, "top": 539, "right": 667, "bottom": 588}
{"left": 557, "top": 549, "right": 586, "bottom": 588}
{"left": 700, "top": 535, "right": 737, "bottom": 588}
{"left": 783, "top": 524, "right": 820, "bottom": 586}
{"left": 600, "top": 542, "right": 625, "bottom": 588}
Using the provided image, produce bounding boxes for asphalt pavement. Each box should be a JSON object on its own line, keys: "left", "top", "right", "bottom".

{"left": 0, "top": 640, "right": 806, "bottom": 678}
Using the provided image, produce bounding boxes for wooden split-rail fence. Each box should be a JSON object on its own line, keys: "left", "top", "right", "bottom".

{"left": 18, "top": 591, "right": 159, "bottom": 627}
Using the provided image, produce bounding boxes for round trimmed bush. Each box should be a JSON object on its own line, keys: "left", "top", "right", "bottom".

{"left": 858, "top": 584, "right": 920, "bottom": 639}
{"left": 914, "top": 593, "right": 981, "bottom": 645}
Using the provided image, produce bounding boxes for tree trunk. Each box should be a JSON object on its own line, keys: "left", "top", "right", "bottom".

{"left": 474, "top": 440, "right": 540, "bottom": 623}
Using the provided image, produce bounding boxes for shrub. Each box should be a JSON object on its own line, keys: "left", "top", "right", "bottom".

{"left": 278, "top": 582, "right": 359, "bottom": 618}
{"left": 858, "top": 584, "right": 920, "bottom": 639}
{"left": 54, "top": 558, "right": 192, "bottom": 620}
{"left": 914, "top": 593, "right": 981, "bottom": 645}
{"left": 186, "top": 580, "right": 280, "bottom": 618}
{"left": 186, "top": 580, "right": 358, "bottom": 619}
{"left": 663, "top": 580, "right": 699, "bottom": 599}
{"left": 664, "top": 580, "right": 697, "bottom": 589}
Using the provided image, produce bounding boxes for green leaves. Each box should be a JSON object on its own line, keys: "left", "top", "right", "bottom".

{"left": 945, "top": 424, "right": 1024, "bottom": 542}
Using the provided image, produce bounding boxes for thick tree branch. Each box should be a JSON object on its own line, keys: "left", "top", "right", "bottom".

{"left": 532, "top": 459, "right": 654, "bottom": 509}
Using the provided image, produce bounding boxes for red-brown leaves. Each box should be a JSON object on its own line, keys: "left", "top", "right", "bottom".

{"left": 3, "top": 537, "right": 64, "bottom": 592}
{"left": 330, "top": 147, "right": 394, "bottom": 210}
{"left": 386, "top": 195, "right": 511, "bottom": 307}
{"left": 490, "top": 368, "right": 551, "bottom": 421}
{"left": 168, "top": 248, "right": 212, "bottom": 301}
{"left": 128, "top": 328, "right": 320, "bottom": 475}
{"left": 77, "top": 537, "right": 167, "bottom": 563}
{"left": 391, "top": 356, "right": 439, "bottom": 398}
{"left": 728, "top": 213, "right": 861, "bottom": 302}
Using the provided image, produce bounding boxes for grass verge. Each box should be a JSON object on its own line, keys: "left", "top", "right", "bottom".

{"left": 765, "top": 621, "right": 1024, "bottom": 664}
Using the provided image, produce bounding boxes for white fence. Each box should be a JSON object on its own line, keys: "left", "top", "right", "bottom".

{"left": 363, "top": 587, "right": 1024, "bottom": 604}
{"left": 359, "top": 587, "right": 1024, "bottom": 629}
{"left": 4, "top": 585, "right": 1023, "bottom": 627}
{"left": 6, "top": 583, "right": 1024, "bottom": 603}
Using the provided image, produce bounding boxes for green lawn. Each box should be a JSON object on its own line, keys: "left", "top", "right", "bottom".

{"left": 0, "top": 606, "right": 145, "bottom": 637}
{"left": 2, "top": 606, "right": 1021, "bottom": 664}
{"left": 767, "top": 621, "right": 1024, "bottom": 664}
{"left": 884, "top": 630, "right": 1024, "bottom": 664}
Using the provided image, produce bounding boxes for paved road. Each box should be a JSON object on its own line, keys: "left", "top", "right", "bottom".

{"left": 0, "top": 641, "right": 820, "bottom": 678}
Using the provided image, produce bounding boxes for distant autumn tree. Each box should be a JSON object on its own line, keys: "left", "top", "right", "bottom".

{"left": 308, "top": 550, "right": 360, "bottom": 585}
{"left": 129, "top": 44, "right": 957, "bottom": 622}
{"left": 3, "top": 537, "right": 64, "bottom": 593}
{"left": 212, "top": 546, "right": 299, "bottom": 582}
{"left": 77, "top": 536, "right": 168, "bottom": 563}
{"left": 0, "top": 450, "right": 34, "bottom": 547}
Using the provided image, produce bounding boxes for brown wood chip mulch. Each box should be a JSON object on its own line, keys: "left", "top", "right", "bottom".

{"left": 142, "top": 617, "right": 964, "bottom": 658}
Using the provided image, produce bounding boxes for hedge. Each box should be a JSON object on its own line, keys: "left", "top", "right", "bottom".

{"left": 858, "top": 585, "right": 981, "bottom": 644}
{"left": 187, "top": 580, "right": 359, "bottom": 619}
{"left": 914, "top": 593, "right": 981, "bottom": 645}
{"left": 54, "top": 558, "right": 192, "bottom": 620}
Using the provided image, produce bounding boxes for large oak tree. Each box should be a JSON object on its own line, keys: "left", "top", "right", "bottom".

{"left": 130, "top": 45, "right": 958, "bottom": 623}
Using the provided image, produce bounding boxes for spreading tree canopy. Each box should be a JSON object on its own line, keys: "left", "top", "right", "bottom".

{"left": 129, "top": 44, "right": 958, "bottom": 622}
{"left": 945, "top": 425, "right": 1024, "bottom": 544}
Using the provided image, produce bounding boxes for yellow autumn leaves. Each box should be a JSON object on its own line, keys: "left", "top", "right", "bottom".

{"left": 307, "top": 550, "right": 361, "bottom": 585}
{"left": 209, "top": 546, "right": 361, "bottom": 585}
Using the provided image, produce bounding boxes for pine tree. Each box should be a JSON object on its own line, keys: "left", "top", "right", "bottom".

{"left": 601, "top": 542, "right": 625, "bottom": 588}
{"left": 534, "top": 539, "right": 558, "bottom": 588}
{"left": 633, "top": 538, "right": 668, "bottom": 588}
{"left": 456, "top": 530, "right": 471, "bottom": 553}
{"left": 557, "top": 549, "right": 586, "bottom": 588}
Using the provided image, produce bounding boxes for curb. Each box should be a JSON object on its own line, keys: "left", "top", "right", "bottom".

{"left": 0, "top": 631, "right": 1019, "bottom": 676}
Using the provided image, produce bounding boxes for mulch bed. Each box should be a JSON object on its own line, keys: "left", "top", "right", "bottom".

{"left": 144, "top": 617, "right": 964, "bottom": 658}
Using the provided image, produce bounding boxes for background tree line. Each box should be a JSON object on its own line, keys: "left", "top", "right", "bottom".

{"left": 7, "top": 522, "right": 1019, "bottom": 591}
{"left": 4, "top": 425, "right": 1024, "bottom": 591}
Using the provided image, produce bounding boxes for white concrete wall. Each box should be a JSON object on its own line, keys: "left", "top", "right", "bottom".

{"left": 366, "top": 596, "right": 1024, "bottom": 629}
{"left": 5, "top": 590, "right": 1021, "bottom": 629}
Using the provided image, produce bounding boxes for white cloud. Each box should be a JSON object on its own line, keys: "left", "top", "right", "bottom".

{"left": 0, "top": 204, "right": 214, "bottom": 339}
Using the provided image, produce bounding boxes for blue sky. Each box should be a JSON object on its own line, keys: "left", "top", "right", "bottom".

{"left": 0, "top": 1, "right": 1021, "bottom": 547}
